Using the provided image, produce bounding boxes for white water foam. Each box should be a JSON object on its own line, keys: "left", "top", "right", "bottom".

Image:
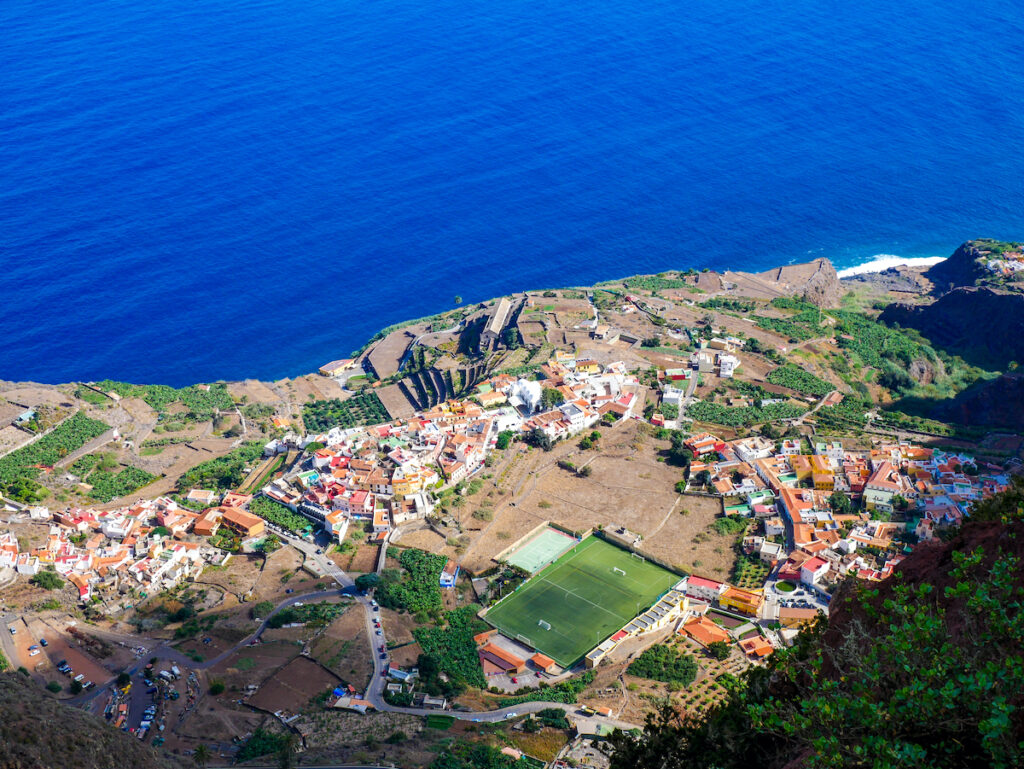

{"left": 837, "top": 254, "right": 946, "bottom": 278}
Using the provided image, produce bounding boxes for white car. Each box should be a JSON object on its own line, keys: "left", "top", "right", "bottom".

{"left": 29, "top": 649, "right": 40, "bottom": 657}
{"left": 294, "top": 602, "right": 304, "bottom": 607}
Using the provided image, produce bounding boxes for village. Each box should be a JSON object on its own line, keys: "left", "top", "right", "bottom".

{"left": 1, "top": 259, "right": 1022, "bottom": 767}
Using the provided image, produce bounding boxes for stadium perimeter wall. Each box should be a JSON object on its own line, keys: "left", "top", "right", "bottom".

{"left": 594, "top": 528, "right": 689, "bottom": 579}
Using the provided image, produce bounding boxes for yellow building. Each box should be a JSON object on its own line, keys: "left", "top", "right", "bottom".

{"left": 719, "top": 586, "right": 764, "bottom": 617}
{"left": 812, "top": 472, "right": 835, "bottom": 491}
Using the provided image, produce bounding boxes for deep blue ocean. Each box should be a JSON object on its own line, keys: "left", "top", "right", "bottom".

{"left": 2, "top": 0, "right": 1023, "bottom": 385}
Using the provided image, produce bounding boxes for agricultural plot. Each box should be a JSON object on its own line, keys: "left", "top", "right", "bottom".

{"left": 0, "top": 412, "right": 109, "bottom": 501}
{"left": 484, "top": 536, "right": 678, "bottom": 667}
{"left": 302, "top": 393, "right": 389, "bottom": 432}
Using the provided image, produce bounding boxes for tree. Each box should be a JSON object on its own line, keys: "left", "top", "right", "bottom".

{"left": 707, "top": 641, "right": 731, "bottom": 661}
{"left": 46, "top": 680, "right": 62, "bottom": 693}
{"left": 257, "top": 534, "right": 282, "bottom": 554}
{"left": 641, "top": 337, "right": 661, "bottom": 348}
{"left": 828, "top": 490, "right": 851, "bottom": 515}
{"left": 303, "top": 441, "right": 325, "bottom": 453}
{"left": 541, "top": 387, "right": 563, "bottom": 410}
{"left": 526, "top": 427, "right": 553, "bottom": 451}
{"left": 495, "top": 430, "right": 515, "bottom": 450}
{"left": 116, "top": 671, "right": 131, "bottom": 687}
{"left": 192, "top": 744, "right": 212, "bottom": 768}
{"left": 502, "top": 327, "right": 520, "bottom": 349}
{"left": 355, "top": 573, "right": 381, "bottom": 592}
{"left": 577, "top": 465, "right": 593, "bottom": 478}
{"left": 69, "top": 679, "right": 83, "bottom": 694}
{"left": 694, "top": 470, "right": 711, "bottom": 489}
{"left": 208, "top": 679, "right": 226, "bottom": 696}
{"left": 30, "top": 571, "right": 63, "bottom": 590}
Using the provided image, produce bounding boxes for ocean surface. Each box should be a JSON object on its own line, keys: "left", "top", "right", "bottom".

{"left": 2, "top": 0, "right": 1023, "bottom": 386}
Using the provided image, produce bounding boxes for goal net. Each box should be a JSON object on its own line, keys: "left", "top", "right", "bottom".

{"left": 515, "top": 633, "right": 534, "bottom": 647}
{"left": 630, "top": 552, "right": 645, "bottom": 562}
{"left": 612, "top": 567, "right": 626, "bottom": 576}
{"left": 537, "top": 620, "right": 551, "bottom": 630}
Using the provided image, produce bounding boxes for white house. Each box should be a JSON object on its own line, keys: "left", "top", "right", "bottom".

{"left": 800, "top": 556, "right": 830, "bottom": 586}
{"left": 718, "top": 354, "right": 740, "bottom": 378}
{"left": 681, "top": 575, "right": 726, "bottom": 604}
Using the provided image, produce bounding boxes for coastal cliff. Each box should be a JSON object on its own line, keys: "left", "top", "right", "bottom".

{"left": 880, "top": 286, "right": 1024, "bottom": 369}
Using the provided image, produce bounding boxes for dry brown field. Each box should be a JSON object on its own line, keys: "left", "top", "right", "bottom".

{"left": 309, "top": 608, "right": 374, "bottom": 689}
{"left": 248, "top": 655, "right": 340, "bottom": 713}
{"left": 403, "top": 421, "right": 737, "bottom": 579}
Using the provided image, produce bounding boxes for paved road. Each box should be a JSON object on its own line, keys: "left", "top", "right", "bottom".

{"left": 61, "top": 529, "right": 642, "bottom": 731}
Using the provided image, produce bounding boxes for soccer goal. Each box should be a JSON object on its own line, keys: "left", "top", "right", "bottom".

{"left": 612, "top": 566, "right": 626, "bottom": 576}
{"left": 537, "top": 620, "right": 551, "bottom": 631}
{"left": 515, "top": 633, "right": 534, "bottom": 647}
{"left": 630, "top": 552, "right": 645, "bottom": 563}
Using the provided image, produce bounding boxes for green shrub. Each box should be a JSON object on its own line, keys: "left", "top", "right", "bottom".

{"left": 627, "top": 645, "right": 697, "bottom": 685}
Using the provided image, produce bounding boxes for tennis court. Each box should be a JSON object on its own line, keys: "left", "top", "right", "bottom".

{"left": 504, "top": 526, "right": 578, "bottom": 573}
{"left": 484, "top": 536, "right": 678, "bottom": 667}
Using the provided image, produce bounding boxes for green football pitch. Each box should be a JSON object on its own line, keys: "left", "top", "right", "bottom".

{"left": 483, "top": 536, "right": 679, "bottom": 667}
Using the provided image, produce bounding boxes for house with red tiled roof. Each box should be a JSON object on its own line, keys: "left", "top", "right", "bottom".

{"left": 682, "top": 575, "right": 726, "bottom": 604}
{"left": 800, "top": 556, "right": 830, "bottom": 586}
{"left": 739, "top": 636, "right": 774, "bottom": 659}
{"left": 680, "top": 616, "right": 730, "bottom": 647}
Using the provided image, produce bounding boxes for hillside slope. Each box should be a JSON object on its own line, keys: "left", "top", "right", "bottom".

{"left": 609, "top": 479, "right": 1024, "bottom": 769}
{"left": 0, "top": 673, "right": 179, "bottom": 769}
{"left": 880, "top": 286, "right": 1024, "bottom": 369}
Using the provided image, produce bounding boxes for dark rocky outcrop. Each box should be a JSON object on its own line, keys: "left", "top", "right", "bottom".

{"left": 927, "top": 370, "right": 1024, "bottom": 430}
{"left": 924, "top": 239, "right": 1000, "bottom": 293}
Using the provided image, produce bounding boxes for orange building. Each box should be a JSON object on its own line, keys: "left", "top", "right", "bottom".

{"left": 220, "top": 507, "right": 265, "bottom": 538}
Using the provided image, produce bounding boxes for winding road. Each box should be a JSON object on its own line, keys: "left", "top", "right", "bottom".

{"left": 64, "top": 527, "right": 641, "bottom": 732}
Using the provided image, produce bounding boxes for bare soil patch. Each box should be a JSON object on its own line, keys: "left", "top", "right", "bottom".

{"left": 309, "top": 607, "right": 374, "bottom": 690}
{"left": 248, "top": 655, "right": 340, "bottom": 714}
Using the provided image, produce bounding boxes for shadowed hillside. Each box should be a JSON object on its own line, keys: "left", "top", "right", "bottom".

{"left": 0, "top": 673, "right": 180, "bottom": 769}
{"left": 609, "top": 478, "right": 1024, "bottom": 769}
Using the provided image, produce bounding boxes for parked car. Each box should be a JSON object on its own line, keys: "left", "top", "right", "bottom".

{"left": 29, "top": 649, "right": 40, "bottom": 657}
{"left": 285, "top": 588, "right": 294, "bottom": 594}
{"left": 74, "top": 674, "right": 85, "bottom": 682}
{"left": 39, "top": 638, "right": 48, "bottom": 647}
{"left": 375, "top": 629, "right": 382, "bottom": 636}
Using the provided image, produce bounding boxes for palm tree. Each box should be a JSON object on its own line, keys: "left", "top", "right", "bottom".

{"left": 277, "top": 734, "right": 298, "bottom": 769}
{"left": 193, "top": 743, "right": 211, "bottom": 768}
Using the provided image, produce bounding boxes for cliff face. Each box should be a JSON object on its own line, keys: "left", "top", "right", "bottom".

{"left": 721, "top": 258, "right": 843, "bottom": 307}
{"left": 0, "top": 674, "right": 180, "bottom": 769}
{"left": 929, "top": 370, "right": 1024, "bottom": 429}
{"left": 880, "top": 286, "right": 1024, "bottom": 369}
{"left": 924, "top": 240, "right": 992, "bottom": 292}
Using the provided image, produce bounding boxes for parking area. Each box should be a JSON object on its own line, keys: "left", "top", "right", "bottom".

{"left": 40, "top": 629, "right": 112, "bottom": 687}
